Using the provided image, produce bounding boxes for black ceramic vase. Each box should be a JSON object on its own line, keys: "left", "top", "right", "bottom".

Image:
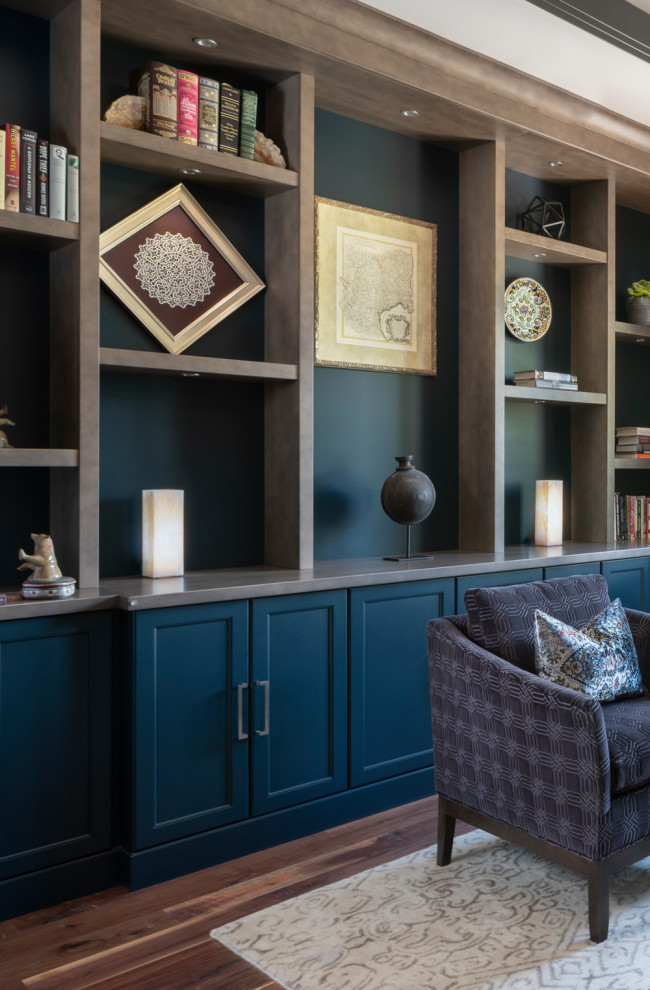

{"left": 380, "top": 455, "right": 436, "bottom": 560}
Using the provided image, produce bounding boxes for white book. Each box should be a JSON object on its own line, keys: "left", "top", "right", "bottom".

{"left": 49, "top": 144, "right": 67, "bottom": 220}
{"left": 66, "top": 154, "right": 79, "bottom": 222}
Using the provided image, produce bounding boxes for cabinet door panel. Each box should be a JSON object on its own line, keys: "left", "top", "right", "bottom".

{"left": 251, "top": 591, "right": 347, "bottom": 816}
{"left": 456, "top": 568, "right": 544, "bottom": 610}
{"left": 544, "top": 562, "right": 601, "bottom": 580}
{"left": 134, "top": 602, "right": 248, "bottom": 849}
{"left": 0, "top": 613, "right": 111, "bottom": 880}
{"left": 349, "top": 579, "right": 454, "bottom": 787}
{"left": 602, "top": 559, "right": 650, "bottom": 611}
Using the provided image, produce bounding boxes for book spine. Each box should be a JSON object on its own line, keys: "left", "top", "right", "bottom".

{"left": 177, "top": 69, "right": 199, "bottom": 145}
{"left": 66, "top": 154, "right": 79, "bottom": 222}
{"left": 219, "top": 82, "right": 241, "bottom": 155}
{"left": 0, "top": 128, "right": 5, "bottom": 209}
{"left": 239, "top": 89, "right": 257, "bottom": 159}
{"left": 131, "top": 62, "right": 178, "bottom": 139}
{"left": 19, "top": 129, "right": 37, "bottom": 214}
{"left": 198, "top": 77, "right": 219, "bottom": 151}
{"left": 37, "top": 139, "right": 48, "bottom": 216}
{"left": 49, "top": 144, "right": 67, "bottom": 220}
{"left": 4, "top": 123, "right": 20, "bottom": 212}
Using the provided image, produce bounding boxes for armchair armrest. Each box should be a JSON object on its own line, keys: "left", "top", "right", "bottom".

{"left": 427, "top": 616, "right": 611, "bottom": 859}
{"left": 626, "top": 608, "right": 650, "bottom": 684}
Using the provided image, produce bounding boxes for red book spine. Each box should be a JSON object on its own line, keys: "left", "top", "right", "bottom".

{"left": 177, "top": 70, "right": 198, "bottom": 145}
{"left": 4, "top": 123, "right": 20, "bottom": 212}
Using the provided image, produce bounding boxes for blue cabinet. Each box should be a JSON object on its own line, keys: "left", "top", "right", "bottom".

{"left": 0, "top": 612, "right": 112, "bottom": 880}
{"left": 133, "top": 601, "right": 249, "bottom": 849}
{"left": 349, "top": 579, "right": 454, "bottom": 787}
{"left": 456, "top": 567, "right": 544, "bottom": 610}
{"left": 251, "top": 591, "right": 347, "bottom": 815}
{"left": 602, "top": 558, "right": 650, "bottom": 610}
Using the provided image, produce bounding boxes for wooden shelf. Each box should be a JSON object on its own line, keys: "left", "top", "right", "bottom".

{"left": 614, "top": 321, "right": 650, "bottom": 344}
{"left": 0, "top": 449, "right": 79, "bottom": 467}
{"left": 504, "top": 227, "right": 607, "bottom": 266}
{"left": 100, "top": 348, "right": 299, "bottom": 382}
{"left": 503, "top": 385, "right": 607, "bottom": 405}
{"left": 100, "top": 122, "right": 299, "bottom": 198}
{"left": 615, "top": 458, "right": 650, "bottom": 469}
{"left": 0, "top": 211, "right": 79, "bottom": 249}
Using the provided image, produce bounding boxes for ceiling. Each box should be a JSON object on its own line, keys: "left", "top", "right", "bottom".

{"left": 526, "top": 0, "right": 650, "bottom": 64}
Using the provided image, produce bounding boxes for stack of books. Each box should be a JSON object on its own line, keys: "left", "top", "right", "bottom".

{"left": 614, "top": 493, "right": 650, "bottom": 541}
{"left": 1, "top": 124, "right": 79, "bottom": 221}
{"left": 615, "top": 427, "right": 650, "bottom": 458}
{"left": 130, "top": 62, "right": 258, "bottom": 160}
{"left": 511, "top": 370, "right": 578, "bottom": 391}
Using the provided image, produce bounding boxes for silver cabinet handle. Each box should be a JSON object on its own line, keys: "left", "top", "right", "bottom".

{"left": 254, "top": 680, "right": 269, "bottom": 736}
{"left": 236, "top": 682, "right": 248, "bottom": 740}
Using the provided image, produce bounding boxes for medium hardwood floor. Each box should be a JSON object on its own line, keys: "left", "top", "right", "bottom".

{"left": 0, "top": 795, "right": 472, "bottom": 990}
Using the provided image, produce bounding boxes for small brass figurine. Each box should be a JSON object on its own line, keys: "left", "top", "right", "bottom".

{"left": 18, "top": 533, "right": 76, "bottom": 599}
{"left": 0, "top": 403, "right": 15, "bottom": 448}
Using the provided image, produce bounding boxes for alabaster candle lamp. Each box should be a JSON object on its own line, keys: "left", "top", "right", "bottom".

{"left": 142, "top": 489, "right": 184, "bottom": 578}
{"left": 535, "top": 479, "right": 563, "bottom": 546}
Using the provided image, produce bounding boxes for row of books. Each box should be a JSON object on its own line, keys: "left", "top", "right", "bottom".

{"left": 1, "top": 124, "right": 79, "bottom": 221}
{"left": 616, "top": 427, "right": 650, "bottom": 459}
{"left": 614, "top": 493, "right": 650, "bottom": 541}
{"left": 131, "top": 62, "right": 257, "bottom": 159}
{"left": 511, "top": 370, "right": 578, "bottom": 391}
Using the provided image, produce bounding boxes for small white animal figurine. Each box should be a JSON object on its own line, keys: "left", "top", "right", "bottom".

{"left": 18, "top": 533, "right": 63, "bottom": 581}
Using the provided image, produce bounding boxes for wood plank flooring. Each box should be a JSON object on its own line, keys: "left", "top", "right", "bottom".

{"left": 1, "top": 795, "right": 471, "bottom": 990}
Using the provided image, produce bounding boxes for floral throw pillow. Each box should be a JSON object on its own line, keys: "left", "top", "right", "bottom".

{"left": 534, "top": 598, "right": 644, "bottom": 702}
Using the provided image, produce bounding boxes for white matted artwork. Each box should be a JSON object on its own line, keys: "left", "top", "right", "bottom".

{"left": 314, "top": 197, "right": 436, "bottom": 374}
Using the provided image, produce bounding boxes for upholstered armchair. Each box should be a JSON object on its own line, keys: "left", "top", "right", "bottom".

{"left": 427, "top": 573, "right": 650, "bottom": 943}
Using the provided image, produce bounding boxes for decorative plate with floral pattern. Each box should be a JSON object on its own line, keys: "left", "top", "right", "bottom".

{"left": 504, "top": 277, "right": 552, "bottom": 341}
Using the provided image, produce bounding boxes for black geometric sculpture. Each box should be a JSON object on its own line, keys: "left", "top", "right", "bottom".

{"left": 521, "top": 195, "right": 566, "bottom": 240}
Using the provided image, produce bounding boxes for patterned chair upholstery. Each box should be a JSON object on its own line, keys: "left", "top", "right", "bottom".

{"left": 426, "top": 573, "right": 650, "bottom": 943}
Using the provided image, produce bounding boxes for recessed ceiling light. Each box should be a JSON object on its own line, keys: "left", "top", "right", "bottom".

{"left": 636, "top": 338, "right": 647, "bottom": 344}
{"left": 180, "top": 372, "right": 201, "bottom": 377}
{"left": 548, "top": 160, "right": 564, "bottom": 167}
{"left": 533, "top": 252, "right": 547, "bottom": 258}
{"left": 193, "top": 37, "right": 218, "bottom": 48}
{"left": 400, "top": 108, "right": 419, "bottom": 118}
{"left": 179, "top": 168, "right": 201, "bottom": 175}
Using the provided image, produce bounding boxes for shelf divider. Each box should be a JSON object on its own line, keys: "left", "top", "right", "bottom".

{"left": 0, "top": 211, "right": 79, "bottom": 248}
{"left": 504, "top": 385, "right": 606, "bottom": 405}
{"left": 99, "top": 347, "right": 298, "bottom": 382}
{"left": 0, "top": 448, "right": 79, "bottom": 467}
{"left": 504, "top": 226, "right": 607, "bottom": 266}
{"left": 614, "top": 320, "right": 650, "bottom": 344}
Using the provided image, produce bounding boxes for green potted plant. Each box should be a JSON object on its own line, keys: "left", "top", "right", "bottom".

{"left": 626, "top": 279, "right": 650, "bottom": 325}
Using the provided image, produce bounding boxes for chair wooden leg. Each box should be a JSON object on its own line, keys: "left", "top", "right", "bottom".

{"left": 437, "top": 794, "right": 456, "bottom": 866}
{"left": 588, "top": 861, "right": 609, "bottom": 943}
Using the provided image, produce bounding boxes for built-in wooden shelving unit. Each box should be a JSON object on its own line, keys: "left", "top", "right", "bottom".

{"left": 100, "top": 121, "right": 298, "bottom": 198}
{"left": 0, "top": 211, "right": 79, "bottom": 248}
{"left": 614, "top": 459, "right": 650, "bottom": 469}
{"left": 504, "top": 227, "right": 607, "bottom": 266}
{"left": 99, "top": 347, "right": 298, "bottom": 382}
{"left": 503, "top": 386, "right": 606, "bottom": 405}
{"left": 0, "top": 449, "right": 79, "bottom": 467}
{"left": 614, "top": 320, "right": 650, "bottom": 344}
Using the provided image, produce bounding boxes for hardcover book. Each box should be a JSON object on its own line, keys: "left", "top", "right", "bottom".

{"left": 513, "top": 379, "right": 578, "bottom": 390}
{"left": 19, "top": 128, "right": 37, "bottom": 214}
{"left": 0, "top": 128, "right": 5, "bottom": 210}
{"left": 239, "top": 89, "right": 258, "bottom": 159}
{"left": 37, "top": 139, "right": 48, "bottom": 216}
{"left": 616, "top": 426, "right": 650, "bottom": 435}
{"left": 219, "top": 82, "right": 241, "bottom": 155}
{"left": 49, "top": 144, "right": 67, "bottom": 220}
{"left": 513, "top": 369, "right": 577, "bottom": 383}
{"left": 4, "top": 123, "right": 20, "bottom": 212}
{"left": 66, "top": 154, "right": 79, "bottom": 222}
{"left": 177, "top": 69, "right": 199, "bottom": 145}
{"left": 198, "top": 77, "right": 219, "bottom": 150}
{"left": 131, "top": 62, "right": 178, "bottom": 139}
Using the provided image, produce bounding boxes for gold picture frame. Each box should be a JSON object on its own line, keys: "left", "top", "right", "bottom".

{"left": 99, "top": 184, "right": 264, "bottom": 355}
{"left": 314, "top": 197, "right": 436, "bottom": 375}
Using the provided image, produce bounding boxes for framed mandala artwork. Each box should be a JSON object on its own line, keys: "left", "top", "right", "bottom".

{"left": 314, "top": 197, "right": 436, "bottom": 374}
{"left": 99, "top": 184, "right": 264, "bottom": 355}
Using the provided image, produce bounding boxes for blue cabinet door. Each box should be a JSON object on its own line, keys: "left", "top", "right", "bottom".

{"left": 0, "top": 612, "right": 112, "bottom": 880}
{"left": 602, "top": 558, "right": 650, "bottom": 610}
{"left": 456, "top": 567, "right": 544, "bottom": 611}
{"left": 133, "top": 601, "right": 249, "bottom": 849}
{"left": 251, "top": 591, "right": 347, "bottom": 816}
{"left": 544, "top": 562, "right": 601, "bottom": 580}
{"left": 349, "top": 579, "right": 454, "bottom": 787}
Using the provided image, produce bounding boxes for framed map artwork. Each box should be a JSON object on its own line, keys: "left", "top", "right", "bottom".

{"left": 99, "top": 184, "right": 264, "bottom": 355}
{"left": 314, "top": 197, "right": 436, "bottom": 374}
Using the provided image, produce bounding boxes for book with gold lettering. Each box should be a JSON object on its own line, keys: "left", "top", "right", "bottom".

{"left": 4, "top": 123, "right": 20, "bottom": 212}
{"left": 198, "top": 77, "right": 219, "bottom": 151}
{"left": 219, "top": 82, "right": 240, "bottom": 155}
{"left": 239, "top": 89, "right": 257, "bottom": 160}
{"left": 177, "top": 69, "right": 198, "bottom": 145}
{"left": 131, "top": 62, "right": 178, "bottom": 139}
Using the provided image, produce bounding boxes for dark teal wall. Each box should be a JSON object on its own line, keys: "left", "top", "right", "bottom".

{"left": 313, "top": 110, "right": 459, "bottom": 559}
{"left": 0, "top": 8, "right": 51, "bottom": 586}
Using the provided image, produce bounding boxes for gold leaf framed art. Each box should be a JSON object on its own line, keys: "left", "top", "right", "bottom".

{"left": 314, "top": 197, "right": 437, "bottom": 375}
{"left": 99, "top": 184, "right": 264, "bottom": 355}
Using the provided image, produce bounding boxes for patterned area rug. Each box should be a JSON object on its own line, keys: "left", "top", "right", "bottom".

{"left": 211, "top": 830, "right": 650, "bottom": 990}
